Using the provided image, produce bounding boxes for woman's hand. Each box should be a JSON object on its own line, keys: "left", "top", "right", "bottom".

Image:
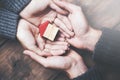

{"left": 23, "top": 49, "right": 88, "bottom": 79}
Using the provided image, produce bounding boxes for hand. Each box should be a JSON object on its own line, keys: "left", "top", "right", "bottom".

{"left": 43, "top": 40, "right": 70, "bottom": 56}
{"left": 54, "top": 1, "right": 102, "bottom": 51}
{"left": 17, "top": 20, "right": 69, "bottom": 56}
{"left": 23, "top": 49, "right": 87, "bottom": 79}
{"left": 20, "top": 0, "right": 67, "bottom": 26}
{"left": 17, "top": 19, "right": 45, "bottom": 54}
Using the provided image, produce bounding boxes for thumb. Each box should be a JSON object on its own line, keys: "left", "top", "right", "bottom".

{"left": 23, "top": 50, "right": 48, "bottom": 66}
{"left": 53, "top": 0, "right": 77, "bottom": 13}
{"left": 50, "top": 1, "right": 68, "bottom": 14}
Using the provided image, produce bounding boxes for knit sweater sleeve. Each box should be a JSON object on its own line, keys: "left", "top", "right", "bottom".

{"left": 0, "top": 0, "right": 31, "bottom": 14}
{"left": 0, "top": 0, "right": 31, "bottom": 39}
{"left": 93, "top": 28, "right": 120, "bottom": 67}
{"left": 72, "top": 28, "right": 120, "bottom": 80}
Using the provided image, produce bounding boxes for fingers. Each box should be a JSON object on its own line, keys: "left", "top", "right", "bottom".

{"left": 45, "top": 43, "right": 68, "bottom": 50}
{"left": 46, "top": 41, "right": 69, "bottom": 45}
{"left": 23, "top": 50, "right": 68, "bottom": 69}
{"left": 44, "top": 41, "right": 69, "bottom": 56}
{"left": 41, "top": 11, "right": 57, "bottom": 24}
{"left": 50, "top": 49, "right": 66, "bottom": 56}
{"left": 44, "top": 48, "right": 65, "bottom": 56}
{"left": 27, "top": 46, "right": 43, "bottom": 55}
{"left": 17, "top": 19, "right": 49, "bottom": 56}
{"left": 53, "top": 0, "right": 81, "bottom": 13}
{"left": 54, "top": 18, "right": 74, "bottom": 38}
{"left": 23, "top": 50, "right": 49, "bottom": 66}
{"left": 57, "top": 14, "right": 73, "bottom": 31}
{"left": 50, "top": 1, "right": 68, "bottom": 14}
{"left": 57, "top": 37, "right": 65, "bottom": 41}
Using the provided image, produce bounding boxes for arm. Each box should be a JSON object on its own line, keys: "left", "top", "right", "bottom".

{"left": 53, "top": 0, "right": 120, "bottom": 67}
{"left": 23, "top": 49, "right": 88, "bottom": 79}
{"left": 0, "top": 0, "right": 68, "bottom": 56}
{"left": 23, "top": 47, "right": 104, "bottom": 80}
{"left": 0, "top": 8, "right": 18, "bottom": 39}
{"left": 0, "top": 0, "right": 31, "bottom": 14}
{"left": 93, "top": 28, "right": 120, "bottom": 67}
{"left": 0, "top": 0, "right": 31, "bottom": 39}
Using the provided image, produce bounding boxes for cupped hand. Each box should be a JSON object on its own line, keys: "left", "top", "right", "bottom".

{"left": 17, "top": 19, "right": 69, "bottom": 56}
{"left": 20, "top": 0, "right": 67, "bottom": 26}
{"left": 23, "top": 49, "right": 87, "bottom": 79}
{"left": 17, "top": 19, "right": 45, "bottom": 54}
{"left": 53, "top": 1, "right": 102, "bottom": 51}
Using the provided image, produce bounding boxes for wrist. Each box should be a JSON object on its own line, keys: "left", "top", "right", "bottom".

{"left": 66, "top": 59, "right": 88, "bottom": 79}
{"left": 83, "top": 27, "right": 102, "bottom": 51}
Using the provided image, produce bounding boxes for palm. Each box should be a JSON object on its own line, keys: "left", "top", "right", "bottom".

{"left": 68, "top": 12, "right": 88, "bottom": 38}
{"left": 17, "top": 19, "right": 44, "bottom": 55}
{"left": 66, "top": 8, "right": 89, "bottom": 49}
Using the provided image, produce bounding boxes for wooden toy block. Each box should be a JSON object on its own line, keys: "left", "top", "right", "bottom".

{"left": 39, "top": 21, "right": 59, "bottom": 41}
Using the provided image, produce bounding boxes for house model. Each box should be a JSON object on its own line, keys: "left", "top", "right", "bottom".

{"left": 39, "top": 21, "right": 59, "bottom": 41}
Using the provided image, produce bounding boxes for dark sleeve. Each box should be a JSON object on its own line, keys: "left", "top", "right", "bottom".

{"left": 0, "top": 8, "right": 19, "bottom": 39}
{"left": 73, "top": 66, "right": 104, "bottom": 80}
{"left": 0, "top": 0, "right": 31, "bottom": 39}
{"left": 0, "top": 0, "right": 31, "bottom": 14}
{"left": 93, "top": 28, "right": 120, "bottom": 67}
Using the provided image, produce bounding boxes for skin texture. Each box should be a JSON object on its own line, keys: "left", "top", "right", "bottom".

{"left": 23, "top": 50, "right": 88, "bottom": 79}
{"left": 17, "top": 0, "right": 68, "bottom": 55}
{"left": 20, "top": 0, "right": 102, "bottom": 79}
{"left": 17, "top": 19, "right": 69, "bottom": 56}
{"left": 53, "top": 0, "right": 102, "bottom": 51}
{"left": 20, "top": 0, "right": 67, "bottom": 26}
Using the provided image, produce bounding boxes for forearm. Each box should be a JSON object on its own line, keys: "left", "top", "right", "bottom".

{"left": 0, "top": 8, "right": 19, "bottom": 39}
{"left": 93, "top": 28, "right": 120, "bottom": 67}
{"left": 84, "top": 27, "right": 120, "bottom": 67}
{"left": 65, "top": 56, "right": 88, "bottom": 79}
{"left": 0, "top": 0, "right": 31, "bottom": 39}
{"left": 66, "top": 63, "right": 88, "bottom": 79}
{"left": 83, "top": 27, "right": 102, "bottom": 51}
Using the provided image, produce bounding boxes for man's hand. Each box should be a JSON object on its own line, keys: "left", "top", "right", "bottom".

{"left": 23, "top": 49, "right": 87, "bottom": 79}
{"left": 54, "top": 1, "right": 102, "bottom": 51}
